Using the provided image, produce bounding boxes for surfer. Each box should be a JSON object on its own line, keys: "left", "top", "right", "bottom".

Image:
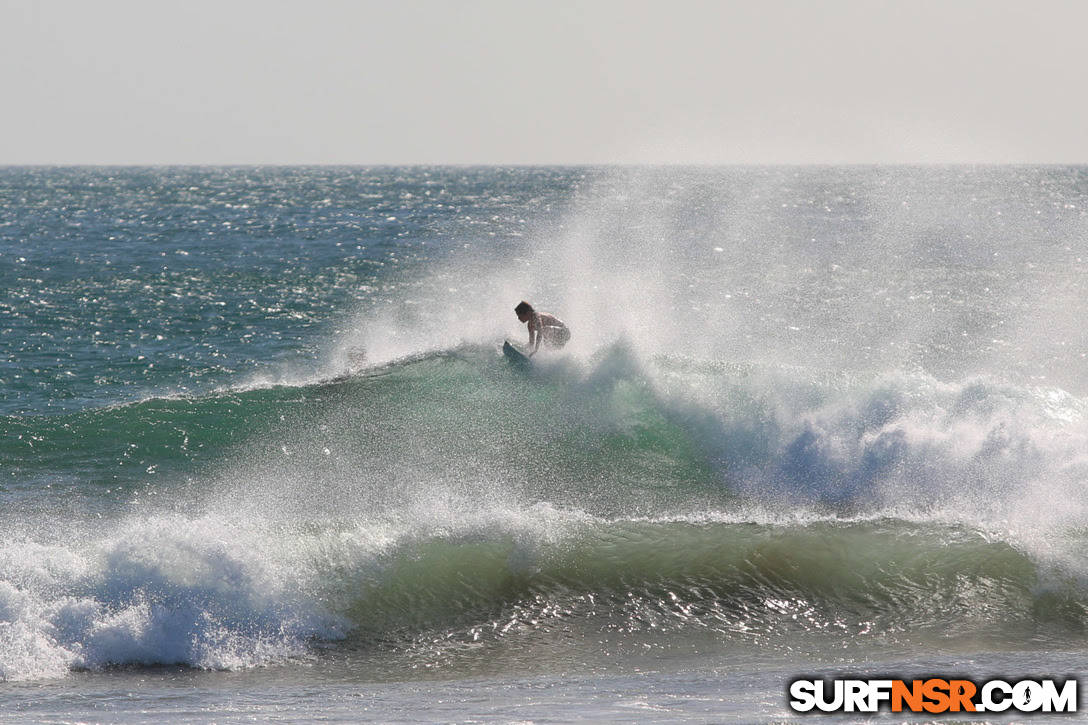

{"left": 515, "top": 300, "right": 570, "bottom": 357}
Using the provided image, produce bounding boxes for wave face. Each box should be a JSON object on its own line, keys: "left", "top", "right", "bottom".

{"left": 2, "top": 166, "right": 1088, "bottom": 681}
{"left": 3, "top": 344, "right": 1087, "bottom": 680}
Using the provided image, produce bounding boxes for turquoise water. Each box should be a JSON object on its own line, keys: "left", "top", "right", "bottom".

{"left": 2, "top": 166, "right": 1087, "bottom": 721}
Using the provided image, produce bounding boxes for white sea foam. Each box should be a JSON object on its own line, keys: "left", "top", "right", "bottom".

{"left": 0, "top": 514, "right": 356, "bottom": 681}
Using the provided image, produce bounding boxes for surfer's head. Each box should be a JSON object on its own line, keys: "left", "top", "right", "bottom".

{"left": 515, "top": 300, "right": 533, "bottom": 322}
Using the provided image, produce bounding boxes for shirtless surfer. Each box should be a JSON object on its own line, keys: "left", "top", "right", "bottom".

{"left": 515, "top": 301, "right": 570, "bottom": 357}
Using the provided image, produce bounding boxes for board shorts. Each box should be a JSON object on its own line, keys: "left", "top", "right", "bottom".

{"left": 541, "top": 324, "right": 571, "bottom": 348}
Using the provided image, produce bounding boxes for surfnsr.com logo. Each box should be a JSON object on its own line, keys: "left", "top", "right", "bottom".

{"left": 788, "top": 677, "right": 1078, "bottom": 714}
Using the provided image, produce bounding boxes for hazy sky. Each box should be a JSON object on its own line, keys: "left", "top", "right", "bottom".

{"left": 2, "top": 0, "right": 1086, "bottom": 164}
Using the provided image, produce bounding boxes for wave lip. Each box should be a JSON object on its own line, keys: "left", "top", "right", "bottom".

{"left": 343, "top": 513, "right": 1088, "bottom": 646}
{"left": 2, "top": 506, "right": 1086, "bottom": 681}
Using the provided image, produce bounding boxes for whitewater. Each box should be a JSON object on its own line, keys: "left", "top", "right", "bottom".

{"left": 1, "top": 166, "right": 1086, "bottom": 722}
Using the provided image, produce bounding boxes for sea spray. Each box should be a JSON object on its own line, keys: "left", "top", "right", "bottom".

{"left": 4, "top": 166, "right": 1088, "bottom": 693}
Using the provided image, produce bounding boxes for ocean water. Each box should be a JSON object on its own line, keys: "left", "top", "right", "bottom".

{"left": 1, "top": 165, "right": 1087, "bottom": 722}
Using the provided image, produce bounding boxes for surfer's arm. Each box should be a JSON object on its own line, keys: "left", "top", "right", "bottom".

{"left": 527, "top": 317, "right": 541, "bottom": 356}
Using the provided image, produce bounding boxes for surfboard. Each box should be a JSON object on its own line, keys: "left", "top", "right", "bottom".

{"left": 503, "top": 340, "right": 531, "bottom": 368}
